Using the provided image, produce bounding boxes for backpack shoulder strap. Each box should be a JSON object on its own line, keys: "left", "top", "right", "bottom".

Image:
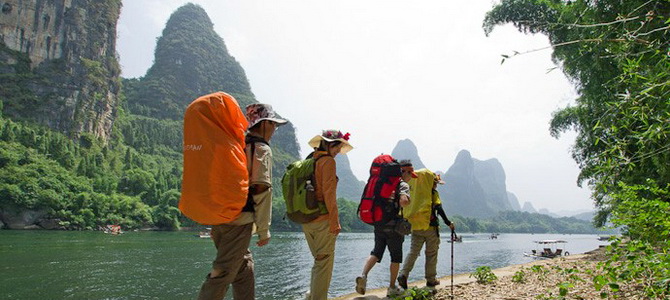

{"left": 309, "top": 153, "right": 331, "bottom": 193}
{"left": 243, "top": 135, "right": 269, "bottom": 212}
{"left": 245, "top": 134, "right": 269, "bottom": 146}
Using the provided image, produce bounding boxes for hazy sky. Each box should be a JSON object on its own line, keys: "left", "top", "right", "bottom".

{"left": 117, "top": 0, "right": 594, "bottom": 214}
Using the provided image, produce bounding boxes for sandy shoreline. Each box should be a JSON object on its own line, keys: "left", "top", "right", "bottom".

{"left": 332, "top": 246, "right": 607, "bottom": 300}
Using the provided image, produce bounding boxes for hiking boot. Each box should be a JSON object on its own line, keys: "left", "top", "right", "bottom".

{"left": 387, "top": 286, "right": 403, "bottom": 297}
{"left": 397, "top": 274, "right": 408, "bottom": 290}
{"left": 426, "top": 279, "right": 440, "bottom": 288}
{"left": 355, "top": 276, "right": 367, "bottom": 295}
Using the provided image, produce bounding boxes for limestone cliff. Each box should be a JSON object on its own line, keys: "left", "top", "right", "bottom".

{"left": 335, "top": 154, "right": 365, "bottom": 201}
{"left": 123, "top": 3, "right": 300, "bottom": 182}
{"left": 128, "top": 3, "right": 253, "bottom": 120}
{"left": 391, "top": 139, "right": 427, "bottom": 169}
{"left": 438, "top": 150, "right": 520, "bottom": 218}
{"left": 522, "top": 201, "right": 537, "bottom": 213}
{"left": 507, "top": 191, "right": 521, "bottom": 211}
{"left": 439, "top": 150, "right": 494, "bottom": 217}
{"left": 473, "top": 157, "right": 513, "bottom": 212}
{"left": 0, "top": 0, "right": 122, "bottom": 140}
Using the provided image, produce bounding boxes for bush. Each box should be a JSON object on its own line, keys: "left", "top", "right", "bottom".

{"left": 470, "top": 266, "right": 498, "bottom": 284}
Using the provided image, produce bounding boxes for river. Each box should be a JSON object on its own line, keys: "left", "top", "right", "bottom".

{"left": 0, "top": 231, "right": 609, "bottom": 299}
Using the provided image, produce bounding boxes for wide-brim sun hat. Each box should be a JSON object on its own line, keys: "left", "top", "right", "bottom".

{"left": 308, "top": 129, "right": 354, "bottom": 154}
{"left": 434, "top": 173, "right": 445, "bottom": 185}
{"left": 245, "top": 103, "right": 288, "bottom": 129}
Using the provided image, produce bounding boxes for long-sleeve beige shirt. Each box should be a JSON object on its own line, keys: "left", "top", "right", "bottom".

{"left": 230, "top": 138, "right": 272, "bottom": 240}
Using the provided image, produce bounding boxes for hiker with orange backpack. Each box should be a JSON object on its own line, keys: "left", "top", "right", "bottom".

{"left": 180, "top": 95, "right": 287, "bottom": 300}
{"left": 301, "top": 130, "right": 353, "bottom": 300}
{"left": 397, "top": 169, "right": 455, "bottom": 291}
{"left": 355, "top": 158, "right": 415, "bottom": 298}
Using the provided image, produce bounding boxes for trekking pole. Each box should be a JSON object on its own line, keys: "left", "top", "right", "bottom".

{"left": 450, "top": 229, "right": 456, "bottom": 300}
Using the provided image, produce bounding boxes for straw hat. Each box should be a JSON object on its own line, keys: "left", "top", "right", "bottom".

{"left": 308, "top": 129, "right": 354, "bottom": 154}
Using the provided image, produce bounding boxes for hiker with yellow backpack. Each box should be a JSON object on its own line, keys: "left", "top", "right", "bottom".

{"left": 179, "top": 92, "right": 287, "bottom": 300}
{"left": 397, "top": 169, "right": 455, "bottom": 291}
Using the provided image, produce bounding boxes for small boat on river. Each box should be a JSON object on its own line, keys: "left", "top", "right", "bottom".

{"left": 524, "top": 240, "right": 569, "bottom": 259}
{"left": 196, "top": 228, "right": 212, "bottom": 239}
{"left": 447, "top": 234, "right": 462, "bottom": 243}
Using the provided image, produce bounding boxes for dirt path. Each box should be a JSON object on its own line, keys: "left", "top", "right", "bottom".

{"left": 333, "top": 247, "right": 614, "bottom": 300}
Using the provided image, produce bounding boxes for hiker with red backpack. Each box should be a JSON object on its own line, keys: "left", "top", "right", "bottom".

{"left": 180, "top": 95, "right": 287, "bottom": 300}
{"left": 301, "top": 130, "right": 353, "bottom": 300}
{"left": 396, "top": 168, "right": 455, "bottom": 291}
{"left": 355, "top": 157, "right": 415, "bottom": 298}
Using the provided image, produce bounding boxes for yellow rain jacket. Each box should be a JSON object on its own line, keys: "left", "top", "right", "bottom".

{"left": 405, "top": 168, "right": 441, "bottom": 231}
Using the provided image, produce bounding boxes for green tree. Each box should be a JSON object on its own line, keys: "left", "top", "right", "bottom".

{"left": 484, "top": 0, "right": 669, "bottom": 226}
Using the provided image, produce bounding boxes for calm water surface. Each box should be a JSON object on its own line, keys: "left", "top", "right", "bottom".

{"left": 0, "top": 231, "right": 608, "bottom": 299}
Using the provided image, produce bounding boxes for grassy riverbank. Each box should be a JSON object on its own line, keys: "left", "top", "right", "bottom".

{"left": 433, "top": 245, "right": 655, "bottom": 300}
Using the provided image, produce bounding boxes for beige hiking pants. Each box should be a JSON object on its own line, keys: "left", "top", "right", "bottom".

{"left": 198, "top": 223, "right": 254, "bottom": 300}
{"left": 302, "top": 220, "right": 337, "bottom": 300}
{"left": 401, "top": 228, "right": 440, "bottom": 281}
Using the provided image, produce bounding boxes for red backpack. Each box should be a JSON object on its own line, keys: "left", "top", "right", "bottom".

{"left": 358, "top": 154, "right": 403, "bottom": 225}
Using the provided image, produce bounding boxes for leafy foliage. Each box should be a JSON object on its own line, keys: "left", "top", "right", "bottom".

{"left": 470, "top": 266, "right": 498, "bottom": 284}
{"left": 512, "top": 269, "right": 526, "bottom": 283}
{"left": 0, "top": 120, "right": 154, "bottom": 229}
{"left": 391, "top": 286, "right": 434, "bottom": 300}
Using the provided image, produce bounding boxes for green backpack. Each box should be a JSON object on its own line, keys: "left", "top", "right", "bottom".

{"left": 281, "top": 156, "right": 328, "bottom": 223}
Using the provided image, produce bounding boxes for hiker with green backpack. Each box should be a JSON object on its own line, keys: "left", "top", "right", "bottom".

{"left": 195, "top": 102, "right": 287, "bottom": 300}
{"left": 282, "top": 129, "right": 353, "bottom": 300}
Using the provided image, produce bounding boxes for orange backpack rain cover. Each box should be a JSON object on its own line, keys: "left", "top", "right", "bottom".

{"left": 179, "top": 92, "right": 249, "bottom": 225}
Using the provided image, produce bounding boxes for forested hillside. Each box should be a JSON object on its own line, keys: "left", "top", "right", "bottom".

{"left": 451, "top": 211, "right": 611, "bottom": 234}
{"left": 0, "top": 3, "right": 342, "bottom": 231}
{"left": 0, "top": 0, "right": 167, "bottom": 230}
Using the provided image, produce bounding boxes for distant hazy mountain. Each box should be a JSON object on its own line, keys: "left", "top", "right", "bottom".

{"left": 522, "top": 202, "right": 537, "bottom": 213}
{"left": 439, "top": 150, "right": 496, "bottom": 218}
{"left": 438, "top": 149, "right": 525, "bottom": 218}
{"left": 335, "top": 155, "right": 365, "bottom": 201}
{"left": 391, "top": 139, "right": 427, "bottom": 169}
{"left": 507, "top": 192, "right": 521, "bottom": 211}
{"left": 538, "top": 208, "right": 560, "bottom": 218}
{"left": 571, "top": 211, "right": 595, "bottom": 222}
{"left": 473, "top": 158, "right": 513, "bottom": 212}
{"left": 555, "top": 208, "right": 593, "bottom": 217}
